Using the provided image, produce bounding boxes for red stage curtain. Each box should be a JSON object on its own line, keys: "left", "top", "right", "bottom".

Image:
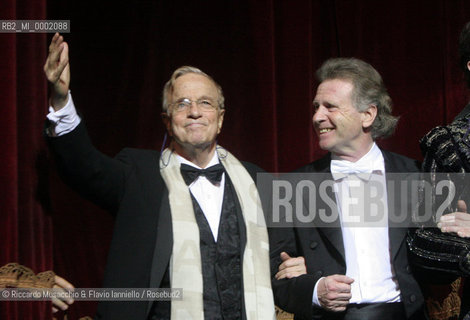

{"left": 0, "top": 0, "right": 53, "bottom": 319}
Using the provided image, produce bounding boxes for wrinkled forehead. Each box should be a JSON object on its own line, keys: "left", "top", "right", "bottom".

{"left": 314, "top": 78, "right": 355, "bottom": 102}
{"left": 171, "top": 73, "right": 219, "bottom": 100}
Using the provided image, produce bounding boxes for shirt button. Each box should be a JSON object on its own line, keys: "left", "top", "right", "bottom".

{"left": 315, "top": 270, "right": 323, "bottom": 278}
{"left": 310, "top": 241, "right": 318, "bottom": 250}
{"left": 409, "top": 294, "right": 416, "bottom": 303}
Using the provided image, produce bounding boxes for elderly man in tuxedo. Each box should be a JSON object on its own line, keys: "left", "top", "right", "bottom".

{"left": 44, "top": 33, "right": 275, "bottom": 320}
{"left": 271, "top": 58, "right": 424, "bottom": 320}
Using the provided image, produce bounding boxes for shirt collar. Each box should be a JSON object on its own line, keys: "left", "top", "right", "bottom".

{"left": 330, "top": 143, "right": 385, "bottom": 180}
{"left": 176, "top": 151, "right": 220, "bottom": 169}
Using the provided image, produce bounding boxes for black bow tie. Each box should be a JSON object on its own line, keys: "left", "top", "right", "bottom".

{"left": 180, "top": 163, "right": 224, "bottom": 186}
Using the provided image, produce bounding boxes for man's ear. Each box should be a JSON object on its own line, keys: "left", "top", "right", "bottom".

{"left": 362, "top": 105, "right": 377, "bottom": 130}
{"left": 217, "top": 109, "right": 225, "bottom": 134}
{"left": 467, "top": 60, "right": 470, "bottom": 72}
{"left": 161, "top": 112, "right": 172, "bottom": 136}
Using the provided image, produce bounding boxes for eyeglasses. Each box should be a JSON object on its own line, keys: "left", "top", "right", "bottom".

{"left": 169, "top": 98, "right": 218, "bottom": 113}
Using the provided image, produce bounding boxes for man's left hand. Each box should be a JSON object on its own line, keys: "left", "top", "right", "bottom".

{"left": 275, "top": 252, "right": 307, "bottom": 280}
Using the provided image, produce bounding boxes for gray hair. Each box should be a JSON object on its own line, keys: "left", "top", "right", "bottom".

{"left": 316, "top": 57, "right": 398, "bottom": 139}
{"left": 162, "top": 66, "right": 225, "bottom": 113}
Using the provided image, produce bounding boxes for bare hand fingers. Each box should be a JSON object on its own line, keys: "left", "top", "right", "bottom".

{"left": 324, "top": 275, "right": 354, "bottom": 291}
{"left": 53, "top": 275, "right": 75, "bottom": 305}
{"left": 275, "top": 270, "right": 286, "bottom": 280}
{"left": 330, "top": 274, "right": 354, "bottom": 284}
{"left": 44, "top": 34, "right": 69, "bottom": 83}
{"left": 440, "top": 225, "right": 470, "bottom": 237}
{"left": 55, "top": 42, "right": 69, "bottom": 81}
{"left": 329, "top": 303, "right": 348, "bottom": 312}
{"left": 325, "top": 291, "right": 352, "bottom": 300}
{"left": 278, "top": 256, "right": 305, "bottom": 270}
{"left": 54, "top": 275, "right": 74, "bottom": 289}
{"left": 318, "top": 276, "right": 353, "bottom": 312}
{"left": 48, "top": 33, "right": 60, "bottom": 52}
{"left": 324, "top": 281, "right": 352, "bottom": 294}
{"left": 47, "top": 34, "right": 64, "bottom": 66}
{"left": 439, "top": 211, "right": 470, "bottom": 237}
{"left": 280, "top": 252, "right": 291, "bottom": 262}
{"left": 275, "top": 268, "right": 296, "bottom": 280}
{"left": 458, "top": 200, "right": 467, "bottom": 213}
{"left": 275, "top": 265, "right": 306, "bottom": 279}
{"left": 52, "top": 296, "right": 70, "bottom": 312}
{"left": 331, "top": 306, "right": 347, "bottom": 312}
{"left": 457, "top": 230, "right": 470, "bottom": 237}
{"left": 440, "top": 212, "right": 470, "bottom": 223}
{"left": 320, "top": 294, "right": 351, "bottom": 311}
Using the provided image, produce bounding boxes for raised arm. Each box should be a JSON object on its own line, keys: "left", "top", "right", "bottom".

{"left": 44, "top": 33, "right": 70, "bottom": 110}
{"left": 43, "top": 34, "right": 130, "bottom": 212}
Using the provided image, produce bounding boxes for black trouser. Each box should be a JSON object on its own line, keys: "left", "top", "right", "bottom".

{"left": 321, "top": 302, "right": 424, "bottom": 320}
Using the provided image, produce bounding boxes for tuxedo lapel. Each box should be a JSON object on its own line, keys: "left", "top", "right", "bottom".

{"left": 388, "top": 228, "right": 407, "bottom": 260}
{"left": 304, "top": 154, "right": 345, "bottom": 261}
{"left": 382, "top": 149, "right": 411, "bottom": 260}
{"left": 147, "top": 187, "right": 173, "bottom": 316}
{"left": 317, "top": 227, "right": 345, "bottom": 260}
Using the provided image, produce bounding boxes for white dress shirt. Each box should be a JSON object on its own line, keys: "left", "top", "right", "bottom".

{"left": 313, "top": 143, "right": 401, "bottom": 305}
{"left": 176, "top": 154, "right": 225, "bottom": 241}
{"left": 46, "top": 91, "right": 81, "bottom": 136}
{"left": 47, "top": 92, "right": 225, "bottom": 241}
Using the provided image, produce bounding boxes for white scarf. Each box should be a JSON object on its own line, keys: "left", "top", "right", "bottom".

{"left": 159, "top": 146, "right": 275, "bottom": 320}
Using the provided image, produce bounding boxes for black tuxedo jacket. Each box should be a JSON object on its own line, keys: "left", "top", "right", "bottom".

{"left": 48, "top": 122, "right": 263, "bottom": 320}
{"left": 270, "top": 150, "right": 424, "bottom": 320}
